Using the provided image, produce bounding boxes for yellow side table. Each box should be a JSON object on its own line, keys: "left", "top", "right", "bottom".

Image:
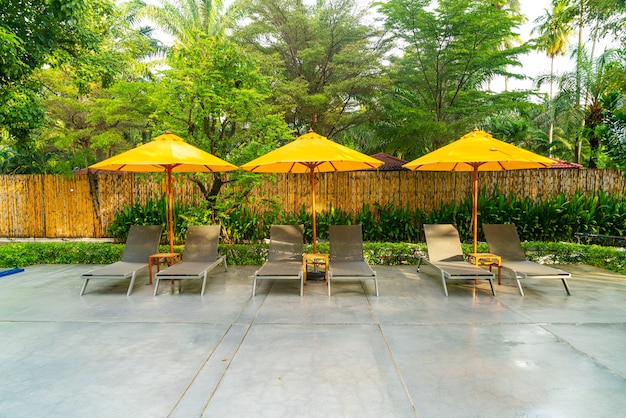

{"left": 467, "top": 253, "right": 502, "bottom": 284}
{"left": 148, "top": 253, "right": 181, "bottom": 284}
{"left": 302, "top": 253, "right": 329, "bottom": 284}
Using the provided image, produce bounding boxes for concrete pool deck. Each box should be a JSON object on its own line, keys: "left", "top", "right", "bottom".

{"left": 0, "top": 263, "right": 625, "bottom": 417}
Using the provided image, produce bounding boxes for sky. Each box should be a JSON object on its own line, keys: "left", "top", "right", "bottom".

{"left": 492, "top": 1, "right": 619, "bottom": 94}
{"left": 490, "top": 2, "right": 562, "bottom": 93}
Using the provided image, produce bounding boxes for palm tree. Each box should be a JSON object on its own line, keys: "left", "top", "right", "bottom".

{"left": 129, "top": 0, "right": 242, "bottom": 47}
{"left": 561, "top": 0, "right": 626, "bottom": 162}
{"left": 492, "top": 0, "right": 525, "bottom": 92}
{"left": 532, "top": 0, "right": 576, "bottom": 153}
{"left": 538, "top": 49, "right": 623, "bottom": 167}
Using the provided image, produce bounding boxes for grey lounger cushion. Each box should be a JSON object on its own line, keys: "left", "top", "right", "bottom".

{"left": 80, "top": 225, "right": 163, "bottom": 296}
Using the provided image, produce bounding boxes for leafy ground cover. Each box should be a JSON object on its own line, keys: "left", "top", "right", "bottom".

{"left": 0, "top": 242, "right": 623, "bottom": 276}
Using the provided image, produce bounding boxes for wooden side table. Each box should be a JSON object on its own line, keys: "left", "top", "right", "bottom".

{"left": 148, "top": 253, "right": 181, "bottom": 284}
{"left": 302, "top": 253, "right": 329, "bottom": 284}
{"left": 467, "top": 253, "right": 502, "bottom": 284}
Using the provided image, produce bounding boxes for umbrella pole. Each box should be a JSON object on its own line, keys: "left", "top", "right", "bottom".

{"left": 472, "top": 167, "right": 478, "bottom": 254}
{"left": 167, "top": 168, "right": 174, "bottom": 254}
{"left": 310, "top": 168, "right": 317, "bottom": 254}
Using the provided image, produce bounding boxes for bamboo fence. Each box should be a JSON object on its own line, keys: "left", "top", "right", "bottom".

{"left": 0, "top": 169, "right": 624, "bottom": 238}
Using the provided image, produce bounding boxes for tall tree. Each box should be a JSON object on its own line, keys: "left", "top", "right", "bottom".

{"left": 154, "top": 36, "right": 292, "bottom": 210}
{"left": 0, "top": 0, "right": 115, "bottom": 147}
{"left": 532, "top": 0, "right": 575, "bottom": 151}
{"left": 377, "top": 0, "right": 528, "bottom": 158}
{"left": 24, "top": 1, "right": 165, "bottom": 173}
{"left": 491, "top": 0, "right": 525, "bottom": 92}
{"left": 236, "top": 0, "right": 388, "bottom": 138}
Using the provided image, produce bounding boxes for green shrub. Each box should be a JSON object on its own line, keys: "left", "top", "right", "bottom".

{"left": 106, "top": 196, "right": 194, "bottom": 244}
{"left": 1, "top": 241, "right": 623, "bottom": 276}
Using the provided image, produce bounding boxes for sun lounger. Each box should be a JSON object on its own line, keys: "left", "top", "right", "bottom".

{"left": 154, "top": 225, "right": 227, "bottom": 296}
{"left": 419, "top": 224, "right": 496, "bottom": 296}
{"left": 483, "top": 224, "right": 571, "bottom": 296}
{"left": 328, "top": 225, "right": 378, "bottom": 296}
{"left": 252, "top": 225, "right": 304, "bottom": 297}
{"left": 80, "top": 225, "right": 163, "bottom": 296}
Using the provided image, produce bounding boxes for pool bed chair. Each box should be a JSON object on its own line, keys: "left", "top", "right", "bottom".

{"left": 328, "top": 225, "right": 378, "bottom": 296}
{"left": 419, "top": 224, "right": 496, "bottom": 296}
{"left": 252, "top": 225, "right": 304, "bottom": 297}
{"left": 80, "top": 225, "right": 162, "bottom": 296}
{"left": 483, "top": 223, "right": 571, "bottom": 296}
{"left": 154, "top": 225, "right": 227, "bottom": 296}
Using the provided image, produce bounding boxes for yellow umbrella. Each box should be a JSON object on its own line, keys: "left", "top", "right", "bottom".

{"left": 89, "top": 132, "right": 239, "bottom": 253}
{"left": 241, "top": 130, "right": 384, "bottom": 253}
{"left": 403, "top": 129, "right": 556, "bottom": 253}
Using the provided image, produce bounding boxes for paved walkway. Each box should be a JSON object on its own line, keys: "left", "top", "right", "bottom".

{"left": 0, "top": 263, "right": 625, "bottom": 417}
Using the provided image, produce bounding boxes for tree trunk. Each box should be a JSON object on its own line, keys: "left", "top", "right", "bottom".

{"left": 190, "top": 173, "right": 224, "bottom": 212}
{"left": 548, "top": 56, "right": 555, "bottom": 157}
{"left": 575, "top": 0, "right": 586, "bottom": 163}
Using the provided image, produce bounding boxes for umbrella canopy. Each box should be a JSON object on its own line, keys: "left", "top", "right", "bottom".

{"left": 89, "top": 132, "right": 239, "bottom": 252}
{"left": 241, "top": 130, "right": 384, "bottom": 253}
{"left": 403, "top": 129, "right": 556, "bottom": 253}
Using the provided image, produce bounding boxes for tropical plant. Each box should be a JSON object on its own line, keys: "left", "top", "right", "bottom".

{"left": 491, "top": 0, "right": 526, "bottom": 92}
{"left": 532, "top": 0, "right": 576, "bottom": 150}
{"left": 604, "top": 98, "right": 626, "bottom": 173}
{"left": 106, "top": 188, "right": 626, "bottom": 245}
{"left": 130, "top": 0, "right": 242, "bottom": 46}
{"left": 538, "top": 48, "right": 626, "bottom": 167}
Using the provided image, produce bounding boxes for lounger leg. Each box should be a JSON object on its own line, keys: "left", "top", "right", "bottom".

{"left": 252, "top": 275, "right": 257, "bottom": 297}
{"left": 201, "top": 272, "right": 208, "bottom": 296}
{"left": 516, "top": 278, "right": 525, "bottom": 296}
{"left": 487, "top": 278, "right": 496, "bottom": 296}
{"left": 328, "top": 272, "right": 332, "bottom": 297}
{"left": 80, "top": 278, "right": 89, "bottom": 296}
{"left": 374, "top": 275, "right": 379, "bottom": 297}
{"left": 223, "top": 258, "right": 228, "bottom": 272}
{"left": 562, "top": 278, "right": 572, "bottom": 295}
{"left": 153, "top": 277, "right": 160, "bottom": 296}
{"left": 441, "top": 272, "right": 449, "bottom": 296}
{"left": 299, "top": 272, "right": 303, "bottom": 297}
{"left": 127, "top": 272, "right": 136, "bottom": 296}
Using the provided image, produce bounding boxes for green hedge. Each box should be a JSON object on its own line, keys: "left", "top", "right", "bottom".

{"left": 1, "top": 241, "right": 624, "bottom": 275}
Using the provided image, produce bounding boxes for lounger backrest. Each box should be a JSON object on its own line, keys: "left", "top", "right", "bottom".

{"left": 182, "top": 225, "right": 220, "bottom": 262}
{"left": 483, "top": 224, "right": 527, "bottom": 261}
{"left": 268, "top": 225, "right": 304, "bottom": 262}
{"left": 423, "top": 224, "right": 466, "bottom": 263}
{"left": 329, "top": 225, "right": 365, "bottom": 262}
{"left": 121, "top": 225, "right": 163, "bottom": 262}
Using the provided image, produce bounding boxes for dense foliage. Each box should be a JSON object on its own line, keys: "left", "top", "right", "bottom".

{"left": 376, "top": 0, "right": 530, "bottom": 155}
{"left": 2, "top": 0, "right": 626, "bottom": 177}
{"left": 106, "top": 189, "right": 626, "bottom": 245}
